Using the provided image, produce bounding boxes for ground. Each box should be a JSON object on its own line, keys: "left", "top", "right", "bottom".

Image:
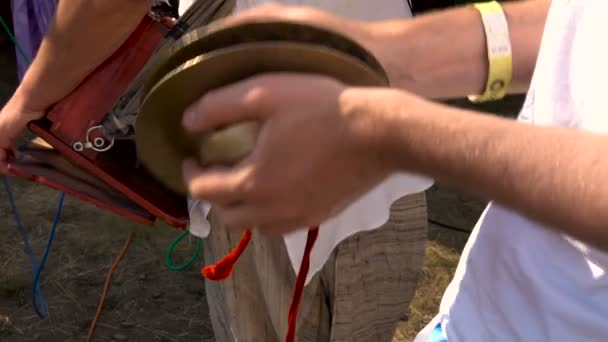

{"left": 0, "top": 179, "right": 217, "bottom": 341}
{"left": 0, "top": 178, "right": 463, "bottom": 342}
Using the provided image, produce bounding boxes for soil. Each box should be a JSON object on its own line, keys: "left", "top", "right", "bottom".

{"left": 0, "top": 175, "right": 466, "bottom": 342}
{"left": 0, "top": 179, "right": 216, "bottom": 342}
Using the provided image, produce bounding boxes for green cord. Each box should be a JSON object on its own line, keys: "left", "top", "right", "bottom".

{"left": 0, "top": 15, "right": 32, "bottom": 65}
{"left": 165, "top": 230, "right": 203, "bottom": 272}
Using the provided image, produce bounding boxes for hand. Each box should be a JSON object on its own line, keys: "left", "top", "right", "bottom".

{"left": 0, "top": 95, "right": 45, "bottom": 174}
{"left": 216, "top": 3, "right": 368, "bottom": 34}
{"left": 181, "top": 74, "right": 398, "bottom": 235}
{"left": 213, "top": 4, "right": 400, "bottom": 82}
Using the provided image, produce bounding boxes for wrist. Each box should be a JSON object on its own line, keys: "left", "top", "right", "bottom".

{"left": 379, "top": 91, "right": 434, "bottom": 174}
{"left": 4, "top": 87, "right": 46, "bottom": 121}
{"left": 370, "top": 6, "right": 495, "bottom": 99}
{"left": 339, "top": 87, "right": 423, "bottom": 174}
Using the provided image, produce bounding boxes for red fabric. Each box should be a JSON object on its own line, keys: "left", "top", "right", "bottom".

{"left": 285, "top": 227, "right": 319, "bottom": 342}
{"left": 201, "top": 226, "right": 320, "bottom": 342}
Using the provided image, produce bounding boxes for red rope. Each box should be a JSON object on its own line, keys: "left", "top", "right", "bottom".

{"left": 285, "top": 227, "right": 319, "bottom": 342}
{"left": 201, "top": 227, "right": 319, "bottom": 342}
{"left": 202, "top": 229, "right": 252, "bottom": 280}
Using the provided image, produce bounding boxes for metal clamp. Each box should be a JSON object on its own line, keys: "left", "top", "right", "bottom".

{"left": 72, "top": 125, "right": 115, "bottom": 152}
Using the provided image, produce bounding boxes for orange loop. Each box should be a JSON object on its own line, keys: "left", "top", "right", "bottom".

{"left": 202, "top": 229, "right": 253, "bottom": 281}
{"left": 200, "top": 226, "right": 319, "bottom": 342}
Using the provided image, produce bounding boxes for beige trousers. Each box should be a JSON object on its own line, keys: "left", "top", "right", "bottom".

{"left": 202, "top": 192, "right": 427, "bottom": 342}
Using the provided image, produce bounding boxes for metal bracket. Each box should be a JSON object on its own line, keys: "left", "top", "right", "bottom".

{"left": 72, "top": 125, "right": 116, "bottom": 152}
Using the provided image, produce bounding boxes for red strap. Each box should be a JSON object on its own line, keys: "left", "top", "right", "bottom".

{"left": 201, "top": 226, "right": 319, "bottom": 342}
{"left": 202, "top": 229, "right": 252, "bottom": 280}
{"left": 285, "top": 227, "right": 319, "bottom": 342}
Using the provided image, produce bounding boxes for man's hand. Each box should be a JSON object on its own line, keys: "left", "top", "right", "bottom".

{"left": 178, "top": 67, "right": 608, "bottom": 251}
{"left": 0, "top": 95, "right": 45, "bottom": 174}
{"left": 181, "top": 74, "right": 396, "bottom": 234}
{"left": 213, "top": 4, "right": 396, "bottom": 77}
{"left": 216, "top": 3, "right": 371, "bottom": 39}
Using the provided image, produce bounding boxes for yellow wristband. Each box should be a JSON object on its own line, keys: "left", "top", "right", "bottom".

{"left": 468, "top": 1, "right": 512, "bottom": 103}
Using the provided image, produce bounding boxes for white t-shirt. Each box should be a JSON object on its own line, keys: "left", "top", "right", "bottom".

{"left": 415, "top": 1, "right": 608, "bottom": 341}
{"left": 180, "top": 0, "right": 433, "bottom": 285}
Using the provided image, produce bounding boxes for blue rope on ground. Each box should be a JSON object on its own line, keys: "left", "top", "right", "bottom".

{"left": 1, "top": 14, "right": 66, "bottom": 319}
{"left": 2, "top": 177, "right": 64, "bottom": 318}
{"left": 32, "top": 190, "right": 65, "bottom": 318}
{"left": 2, "top": 176, "right": 48, "bottom": 317}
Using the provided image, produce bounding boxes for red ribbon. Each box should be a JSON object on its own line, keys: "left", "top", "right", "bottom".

{"left": 201, "top": 226, "right": 320, "bottom": 342}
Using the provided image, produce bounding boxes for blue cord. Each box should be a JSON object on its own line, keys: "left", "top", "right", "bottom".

{"left": 1, "top": 14, "right": 65, "bottom": 319}
{"left": 2, "top": 177, "right": 64, "bottom": 318}
{"left": 32, "top": 191, "right": 65, "bottom": 318}
{"left": 2, "top": 177, "right": 48, "bottom": 316}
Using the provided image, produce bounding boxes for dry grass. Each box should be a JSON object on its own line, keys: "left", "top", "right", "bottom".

{"left": 0, "top": 177, "right": 463, "bottom": 341}
{"left": 395, "top": 241, "right": 461, "bottom": 341}
{"left": 0, "top": 178, "right": 215, "bottom": 341}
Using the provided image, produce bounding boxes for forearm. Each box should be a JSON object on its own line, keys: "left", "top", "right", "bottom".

{"left": 11, "top": 0, "right": 150, "bottom": 112}
{"left": 371, "top": 0, "right": 550, "bottom": 98}
{"left": 381, "top": 92, "right": 608, "bottom": 250}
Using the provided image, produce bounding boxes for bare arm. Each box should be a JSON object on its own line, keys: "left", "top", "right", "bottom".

{"left": 0, "top": 0, "right": 151, "bottom": 171}
{"left": 356, "top": 89, "right": 608, "bottom": 250}
{"left": 179, "top": 71, "right": 608, "bottom": 245}
{"left": 217, "top": 0, "right": 550, "bottom": 99}
{"left": 369, "top": 0, "right": 550, "bottom": 98}
{"left": 176, "top": 1, "right": 607, "bottom": 251}
{"left": 9, "top": 0, "right": 151, "bottom": 114}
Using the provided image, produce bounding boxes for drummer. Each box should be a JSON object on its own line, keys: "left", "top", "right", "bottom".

{"left": 0, "top": 0, "right": 430, "bottom": 341}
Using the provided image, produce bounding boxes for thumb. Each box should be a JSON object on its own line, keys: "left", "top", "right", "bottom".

{"left": 182, "top": 75, "right": 273, "bottom": 133}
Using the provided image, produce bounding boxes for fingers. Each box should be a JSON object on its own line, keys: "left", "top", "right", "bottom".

{"left": 213, "top": 203, "right": 307, "bottom": 235}
{"left": 182, "top": 75, "right": 275, "bottom": 133}
{"left": 182, "top": 73, "right": 340, "bottom": 133}
{"left": 182, "top": 158, "right": 255, "bottom": 205}
{"left": 217, "top": 3, "right": 304, "bottom": 27}
{"left": 183, "top": 158, "right": 311, "bottom": 234}
{"left": 215, "top": 4, "right": 349, "bottom": 40}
